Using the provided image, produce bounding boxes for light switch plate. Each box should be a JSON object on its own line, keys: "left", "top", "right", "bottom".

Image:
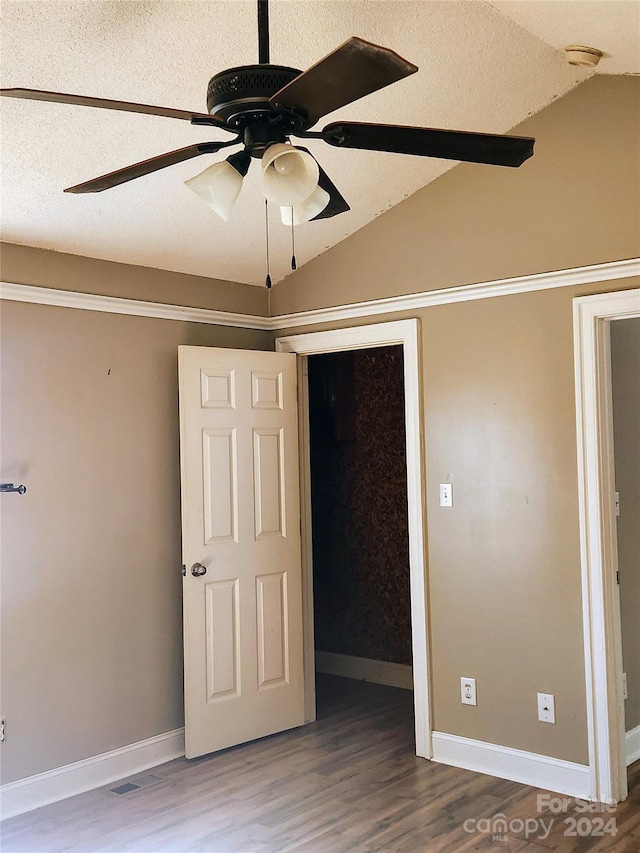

{"left": 439, "top": 483, "right": 453, "bottom": 507}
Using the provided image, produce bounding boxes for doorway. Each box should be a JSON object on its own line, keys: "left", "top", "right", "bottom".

{"left": 574, "top": 288, "right": 640, "bottom": 804}
{"left": 276, "top": 319, "right": 431, "bottom": 759}
{"left": 307, "top": 346, "right": 414, "bottom": 714}
{"left": 609, "top": 318, "right": 640, "bottom": 770}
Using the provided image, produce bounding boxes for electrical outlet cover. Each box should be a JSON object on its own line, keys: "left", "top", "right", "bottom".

{"left": 461, "top": 677, "right": 477, "bottom": 706}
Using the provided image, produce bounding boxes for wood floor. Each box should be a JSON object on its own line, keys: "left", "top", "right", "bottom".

{"left": 2, "top": 675, "right": 639, "bottom": 852}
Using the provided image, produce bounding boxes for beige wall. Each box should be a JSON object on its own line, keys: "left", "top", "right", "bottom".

{"left": 611, "top": 318, "right": 640, "bottom": 734}
{"left": 422, "top": 285, "right": 587, "bottom": 760}
{"left": 0, "top": 299, "right": 272, "bottom": 784}
{"left": 271, "top": 75, "right": 640, "bottom": 316}
{"left": 270, "top": 74, "right": 640, "bottom": 765}
{"left": 1, "top": 242, "right": 268, "bottom": 316}
{"left": 276, "top": 278, "right": 639, "bottom": 765}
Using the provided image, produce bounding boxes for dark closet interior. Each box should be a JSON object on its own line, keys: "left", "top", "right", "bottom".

{"left": 308, "top": 345, "right": 412, "bottom": 667}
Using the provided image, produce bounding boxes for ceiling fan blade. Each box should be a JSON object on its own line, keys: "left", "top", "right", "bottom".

{"left": 269, "top": 37, "right": 417, "bottom": 125}
{"left": 0, "top": 88, "right": 227, "bottom": 128}
{"left": 64, "top": 141, "right": 238, "bottom": 193}
{"left": 321, "top": 122, "right": 535, "bottom": 167}
{"left": 295, "top": 147, "right": 350, "bottom": 220}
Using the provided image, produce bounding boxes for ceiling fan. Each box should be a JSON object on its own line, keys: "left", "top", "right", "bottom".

{"left": 1, "top": 0, "right": 534, "bottom": 229}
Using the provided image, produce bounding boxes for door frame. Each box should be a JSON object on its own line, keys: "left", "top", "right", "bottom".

{"left": 276, "top": 319, "right": 431, "bottom": 759}
{"left": 573, "top": 288, "right": 640, "bottom": 804}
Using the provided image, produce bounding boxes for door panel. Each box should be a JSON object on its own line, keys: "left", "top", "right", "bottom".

{"left": 202, "top": 428, "right": 237, "bottom": 543}
{"left": 179, "top": 346, "right": 304, "bottom": 759}
{"left": 253, "top": 428, "right": 286, "bottom": 538}
{"left": 256, "top": 571, "right": 289, "bottom": 689}
{"left": 251, "top": 371, "right": 283, "bottom": 409}
{"left": 205, "top": 578, "right": 240, "bottom": 701}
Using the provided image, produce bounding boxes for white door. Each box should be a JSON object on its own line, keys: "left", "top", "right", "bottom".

{"left": 178, "top": 345, "right": 305, "bottom": 759}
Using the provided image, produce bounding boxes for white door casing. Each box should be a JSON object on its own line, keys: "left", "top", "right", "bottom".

{"left": 276, "top": 319, "right": 432, "bottom": 759}
{"left": 573, "top": 288, "right": 640, "bottom": 804}
{"left": 179, "top": 346, "right": 304, "bottom": 759}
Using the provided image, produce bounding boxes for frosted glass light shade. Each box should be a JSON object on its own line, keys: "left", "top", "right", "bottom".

{"left": 280, "top": 187, "right": 330, "bottom": 225}
{"left": 261, "top": 144, "right": 320, "bottom": 206}
{"left": 185, "top": 160, "right": 244, "bottom": 221}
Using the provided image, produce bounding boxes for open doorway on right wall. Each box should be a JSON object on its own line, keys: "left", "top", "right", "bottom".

{"left": 610, "top": 317, "right": 640, "bottom": 772}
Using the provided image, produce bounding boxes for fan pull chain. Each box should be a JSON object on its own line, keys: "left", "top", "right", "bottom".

{"left": 264, "top": 199, "right": 272, "bottom": 289}
{"left": 291, "top": 215, "right": 297, "bottom": 271}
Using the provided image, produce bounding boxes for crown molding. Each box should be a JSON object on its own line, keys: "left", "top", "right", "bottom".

{"left": 2, "top": 259, "right": 638, "bottom": 330}
{"left": 270, "top": 258, "right": 640, "bottom": 330}
{"left": 0, "top": 282, "right": 272, "bottom": 330}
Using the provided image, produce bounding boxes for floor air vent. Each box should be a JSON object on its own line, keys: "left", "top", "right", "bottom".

{"left": 109, "top": 773, "right": 163, "bottom": 795}
{"left": 110, "top": 782, "right": 140, "bottom": 795}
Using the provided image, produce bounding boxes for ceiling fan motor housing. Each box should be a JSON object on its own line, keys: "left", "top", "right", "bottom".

{"left": 207, "top": 64, "right": 305, "bottom": 129}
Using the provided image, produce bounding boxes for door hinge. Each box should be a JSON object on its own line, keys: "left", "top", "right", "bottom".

{"left": 614, "top": 491, "right": 620, "bottom": 516}
{"left": 616, "top": 570, "right": 620, "bottom": 585}
{"left": 181, "top": 564, "right": 186, "bottom": 577}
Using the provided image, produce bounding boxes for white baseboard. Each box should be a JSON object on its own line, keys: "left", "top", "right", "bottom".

{"left": 0, "top": 727, "right": 185, "bottom": 821}
{"left": 626, "top": 724, "right": 640, "bottom": 767}
{"left": 432, "top": 731, "right": 592, "bottom": 800}
{"left": 315, "top": 651, "right": 413, "bottom": 690}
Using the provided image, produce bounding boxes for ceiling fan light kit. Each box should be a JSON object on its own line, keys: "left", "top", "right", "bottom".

{"left": 1, "top": 0, "right": 535, "bottom": 281}
{"left": 280, "top": 186, "right": 331, "bottom": 226}
{"left": 185, "top": 150, "right": 251, "bottom": 221}
{"left": 261, "top": 143, "right": 321, "bottom": 206}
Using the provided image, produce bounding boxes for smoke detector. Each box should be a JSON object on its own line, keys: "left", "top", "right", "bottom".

{"left": 564, "top": 45, "right": 603, "bottom": 67}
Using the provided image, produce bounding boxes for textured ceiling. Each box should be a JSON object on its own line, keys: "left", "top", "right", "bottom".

{"left": 0, "top": 1, "right": 636, "bottom": 286}
{"left": 489, "top": 1, "right": 640, "bottom": 76}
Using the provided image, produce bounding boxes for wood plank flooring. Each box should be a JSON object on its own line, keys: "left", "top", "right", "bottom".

{"left": 2, "top": 675, "right": 639, "bottom": 852}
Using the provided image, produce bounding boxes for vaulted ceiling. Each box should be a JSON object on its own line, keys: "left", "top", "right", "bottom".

{"left": 1, "top": 1, "right": 637, "bottom": 285}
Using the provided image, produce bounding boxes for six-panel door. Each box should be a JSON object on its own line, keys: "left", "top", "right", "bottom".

{"left": 179, "top": 346, "right": 304, "bottom": 759}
